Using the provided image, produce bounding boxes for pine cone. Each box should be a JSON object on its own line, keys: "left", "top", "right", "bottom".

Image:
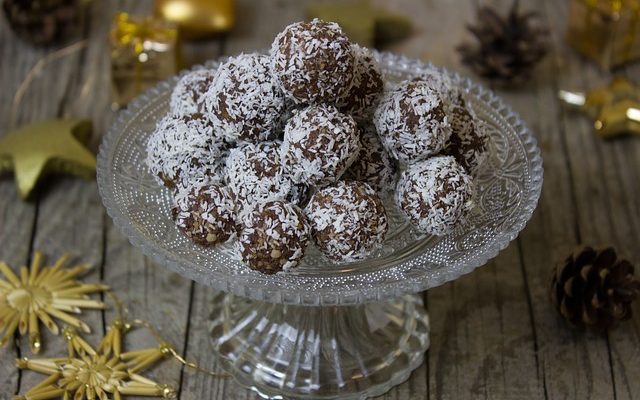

{"left": 457, "top": 0, "right": 548, "bottom": 87}
{"left": 550, "top": 246, "right": 640, "bottom": 331}
{"left": 2, "top": 0, "right": 80, "bottom": 45}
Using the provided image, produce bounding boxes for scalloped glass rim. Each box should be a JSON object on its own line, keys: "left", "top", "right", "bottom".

{"left": 97, "top": 51, "right": 543, "bottom": 306}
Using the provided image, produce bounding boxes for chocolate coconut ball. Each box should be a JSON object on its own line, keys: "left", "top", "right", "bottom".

{"left": 170, "top": 69, "right": 216, "bottom": 116}
{"left": 374, "top": 80, "right": 452, "bottom": 163}
{"left": 344, "top": 124, "right": 397, "bottom": 192}
{"left": 337, "top": 45, "right": 384, "bottom": 121}
{"left": 443, "top": 104, "right": 489, "bottom": 175}
{"left": 305, "top": 181, "right": 388, "bottom": 262}
{"left": 271, "top": 19, "right": 356, "bottom": 104}
{"left": 236, "top": 200, "right": 310, "bottom": 274}
{"left": 146, "top": 113, "right": 227, "bottom": 189}
{"left": 413, "top": 71, "right": 464, "bottom": 107}
{"left": 172, "top": 184, "right": 237, "bottom": 246}
{"left": 204, "top": 53, "right": 285, "bottom": 143}
{"left": 413, "top": 72, "right": 489, "bottom": 174}
{"left": 226, "top": 141, "right": 293, "bottom": 212}
{"left": 396, "top": 156, "right": 475, "bottom": 236}
{"left": 281, "top": 105, "right": 360, "bottom": 187}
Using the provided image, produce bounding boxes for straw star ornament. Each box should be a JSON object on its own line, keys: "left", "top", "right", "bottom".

{"left": 0, "top": 251, "right": 108, "bottom": 353}
{"left": 16, "top": 320, "right": 177, "bottom": 400}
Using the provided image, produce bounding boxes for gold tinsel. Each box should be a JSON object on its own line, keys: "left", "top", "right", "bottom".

{"left": 0, "top": 251, "right": 108, "bottom": 353}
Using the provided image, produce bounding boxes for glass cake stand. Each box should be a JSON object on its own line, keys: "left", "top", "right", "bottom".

{"left": 97, "top": 52, "right": 543, "bottom": 399}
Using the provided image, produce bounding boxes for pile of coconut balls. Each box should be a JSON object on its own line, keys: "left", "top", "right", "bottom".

{"left": 146, "top": 19, "right": 489, "bottom": 274}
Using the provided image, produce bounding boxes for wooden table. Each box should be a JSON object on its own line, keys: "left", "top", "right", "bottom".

{"left": 1, "top": 0, "right": 639, "bottom": 399}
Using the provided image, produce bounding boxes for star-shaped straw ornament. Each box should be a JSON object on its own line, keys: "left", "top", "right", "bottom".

{"left": 16, "top": 320, "right": 177, "bottom": 400}
{"left": 0, "top": 119, "right": 96, "bottom": 200}
{"left": 0, "top": 251, "right": 108, "bottom": 353}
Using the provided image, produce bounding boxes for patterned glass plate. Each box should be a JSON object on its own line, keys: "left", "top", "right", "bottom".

{"left": 97, "top": 51, "right": 543, "bottom": 306}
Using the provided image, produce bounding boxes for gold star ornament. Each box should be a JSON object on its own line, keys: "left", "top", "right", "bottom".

{"left": 0, "top": 119, "right": 96, "bottom": 200}
{"left": 15, "top": 320, "right": 177, "bottom": 400}
{"left": 0, "top": 251, "right": 108, "bottom": 353}
{"left": 559, "top": 76, "right": 640, "bottom": 139}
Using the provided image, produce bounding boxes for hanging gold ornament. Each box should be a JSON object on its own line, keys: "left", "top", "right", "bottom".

{"left": 15, "top": 319, "right": 177, "bottom": 400}
{"left": 0, "top": 251, "right": 108, "bottom": 353}
{"left": 559, "top": 76, "right": 640, "bottom": 138}
{"left": 154, "top": 0, "right": 235, "bottom": 39}
{"left": 0, "top": 119, "right": 96, "bottom": 200}
{"left": 110, "top": 12, "right": 180, "bottom": 107}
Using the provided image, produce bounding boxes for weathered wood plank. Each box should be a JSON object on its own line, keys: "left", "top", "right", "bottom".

{"left": 596, "top": 47, "right": 640, "bottom": 400}
{"left": 10, "top": 2, "right": 109, "bottom": 393}
{"left": 505, "top": 0, "right": 622, "bottom": 399}
{"left": 0, "top": 9, "right": 95, "bottom": 399}
{"left": 0, "top": 16, "right": 40, "bottom": 400}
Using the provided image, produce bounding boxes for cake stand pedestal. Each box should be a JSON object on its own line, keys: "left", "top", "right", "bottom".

{"left": 98, "top": 52, "right": 543, "bottom": 400}
{"left": 208, "top": 292, "right": 430, "bottom": 399}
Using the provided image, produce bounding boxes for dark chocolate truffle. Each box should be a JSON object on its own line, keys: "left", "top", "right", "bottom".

{"left": 305, "top": 181, "right": 388, "bottom": 262}
{"left": 395, "top": 156, "right": 474, "bottom": 236}
{"left": 225, "top": 141, "right": 293, "bottom": 212}
{"left": 344, "top": 124, "right": 397, "bottom": 192}
{"left": 146, "top": 113, "right": 227, "bottom": 189}
{"left": 271, "top": 19, "right": 356, "bottom": 104}
{"left": 236, "top": 200, "right": 310, "bottom": 273}
{"left": 374, "top": 80, "right": 452, "bottom": 163}
{"left": 172, "top": 183, "right": 237, "bottom": 245}
{"left": 170, "top": 69, "right": 216, "bottom": 116}
{"left": 443, "top": 104, "right": 489, "bottom": 175}
{"left": 337, "top": 44, "right": 384, "bottom": 121}
{"left": 204, "top": 53, "right": 285, "bottom": 143}
{"left": 281, "top": 105, "right": 360, "bottom": 187}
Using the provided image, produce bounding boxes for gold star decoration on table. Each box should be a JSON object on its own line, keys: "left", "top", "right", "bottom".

{"left": 0, "top": 251, "right": 108, "bottom": 353}
{"left": 0, "top": 119, "right": 96, "bottom": 200}
{"left": 559, "top": 76, "right": 640, "bottom": 139}
{"left": 15, "top": 319, "right": 177, "bottom": 400}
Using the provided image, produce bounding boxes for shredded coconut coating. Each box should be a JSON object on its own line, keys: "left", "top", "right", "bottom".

{"left": 236, "top": 200, "right": 310, "bottom": 274}
{"left": 395, "top": 156, "right": 475, "bottom": 236}
{"left": 270, "top": 19, "right": 356, "bottom": 104}
{"left": 170, "top": 69, "right": 216, "bottom": 116}
{"left": 146, "top": 113, "right": 227, "bottom": 189}
{"left": 305, "top": 181, "right": 389, "bottom": 262}
{"left": 344, "top": 124, "right": 397, "bottom": 192}
{"left": 204, "top": 53, "right": 285, "bottom": 143}
{"left": 374, "top": 80, "right": 452, "bottom": 163}
{"left": 443, "top": 104, "right": 489, "bottom": 175}
{"left": 337, "top": 45, "right": 384, "bottom": 121}
{"left": 226, "top": 141, "right": 293, "bottom": 214}
{"left": 281, "top": 105, "right": 360, "bottom": 187}
{"left": 172, "top": 183, "right": 237, "bottom": 245}
{"left": 412, "top": 71, "right": 464, "bottom": 107}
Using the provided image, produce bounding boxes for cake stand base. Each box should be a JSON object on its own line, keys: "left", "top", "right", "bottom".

{"left": 208, "top": 292, "right": 430, "bottom": 399}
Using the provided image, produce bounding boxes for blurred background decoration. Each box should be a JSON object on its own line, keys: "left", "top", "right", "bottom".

{"left": 566, "top": 0, "right": 640, "bottom": 69}
{"left": 457, "top": 1, "right": 549, "bottom": 87}
{"left": 155, "top": 0, "right": 235, "bottom": 39}
{"left": 305, "top": 0, "right": 411, "bottom": 48}
{"left": 559, "top": 76, "right": 640, "bottom": 138}
{"left": 110, "top": 12, "right": 180, "bottom": 108}
{"left": 1, "top": 0, "right": 84, "bottom": 45}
